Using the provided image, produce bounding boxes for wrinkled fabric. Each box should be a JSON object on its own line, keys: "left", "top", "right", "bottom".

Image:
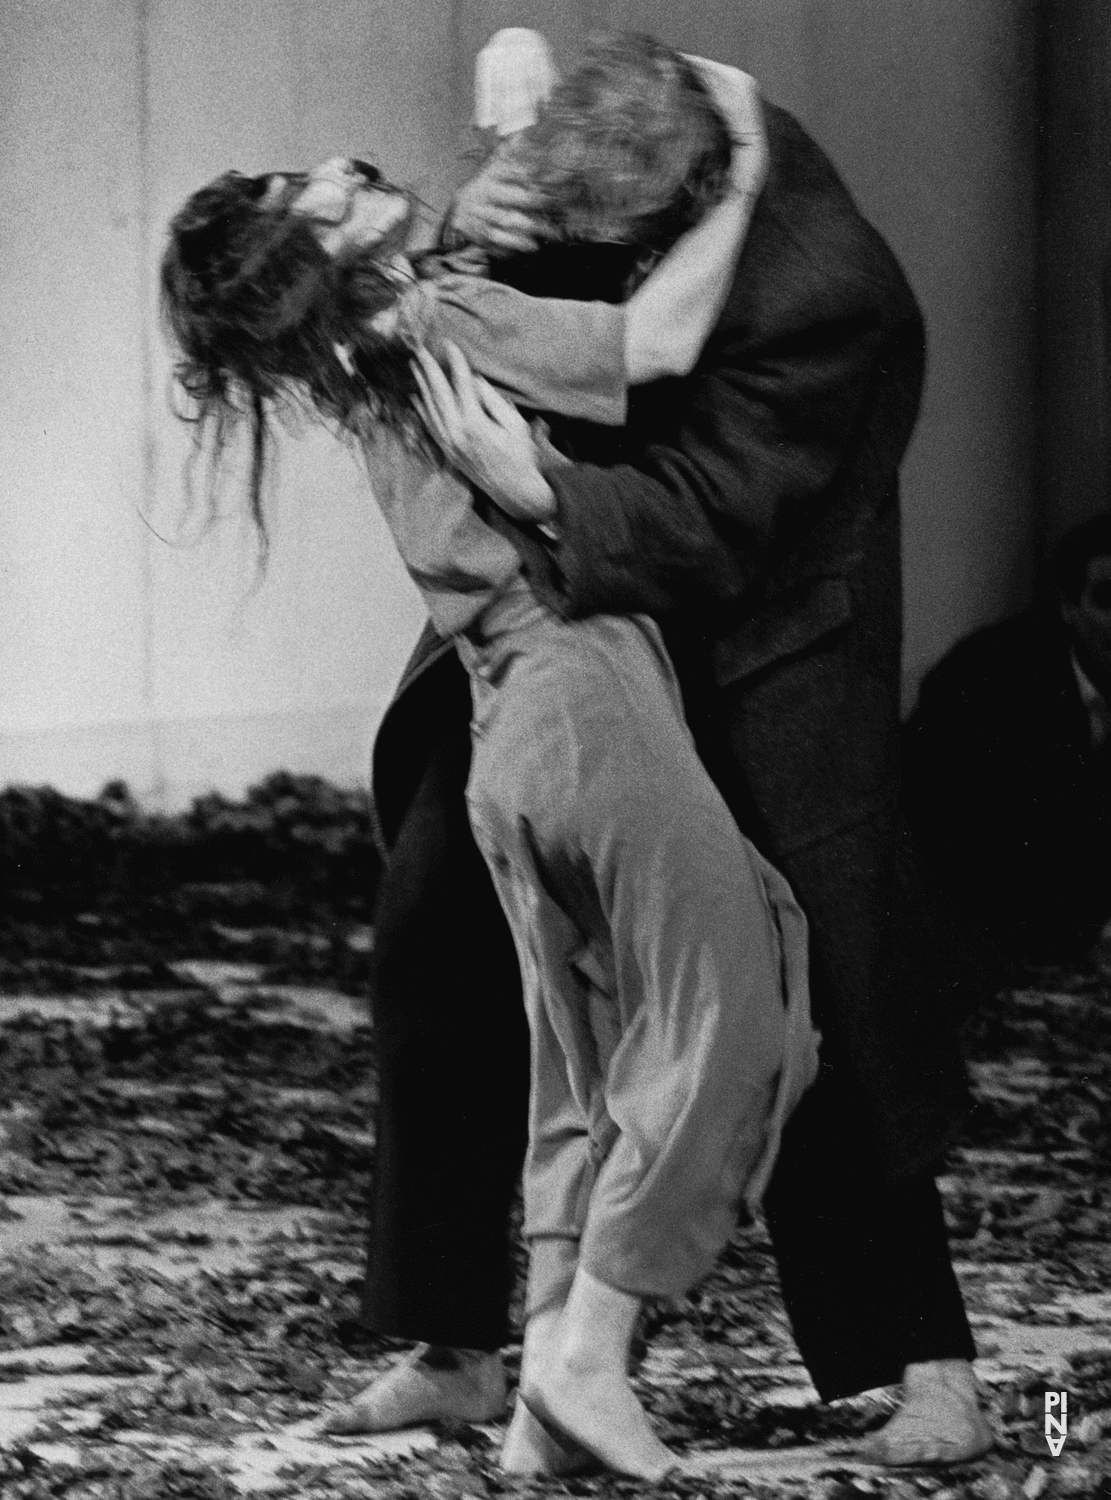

{"left": 458, "top": 584, "right": 819, "bottom": 1311}
{"left": 429, "top": 276, "right": 626, "bottom": 427}
{"left": 359, "top": 276, "right": 625, "bottom": 637}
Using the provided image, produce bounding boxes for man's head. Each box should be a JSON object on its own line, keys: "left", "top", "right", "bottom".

{"left": 161, "top": 156, "right": 419, "bottom": 532}
{"left": 515, "top": 31, "right": 732, "bottom": 253}
{"left": 1054, "top": 514, "right": 1111, "bottom": 696}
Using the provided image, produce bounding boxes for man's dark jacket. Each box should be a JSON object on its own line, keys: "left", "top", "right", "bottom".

{"left": 372, "top": 103, "right": 969, "bottom": 1182}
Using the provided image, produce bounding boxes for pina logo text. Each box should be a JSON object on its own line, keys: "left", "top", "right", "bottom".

{"left": 1045, "top": 1392, "right": 1067, "bottom": 1456}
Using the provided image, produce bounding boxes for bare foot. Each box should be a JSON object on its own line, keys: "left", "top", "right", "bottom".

{"left": 502, "top": 1308, "right": 594, "bottom": 1475}
{"left": 322, "top": 1345, "right": 506, "bottom": 1433}
{"left": 501, "top": 1393, "right": 597, "bottom": 1475}
{"left": 860, "top": 1360, "right": 993, "bottom": 1466}
{"left": 526, "top": 1353, "right": 674, "bottom": 1481}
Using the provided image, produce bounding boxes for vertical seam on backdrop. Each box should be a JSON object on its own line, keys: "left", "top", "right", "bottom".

{"left": 135, "top": 0, "right": 165, "bottom": 798}
{"left": 450, "top": 0, "right": 467, "bottom": 178}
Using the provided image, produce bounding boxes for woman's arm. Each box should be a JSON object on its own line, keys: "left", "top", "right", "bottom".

{"left": 423, "top": 65, "right": 768, "bottom": 417}
{"left": 424, "top": 276, "right": 629, "bottom": 426}
{"left": 624, "top": 67, "right": 768, "bottom": 382}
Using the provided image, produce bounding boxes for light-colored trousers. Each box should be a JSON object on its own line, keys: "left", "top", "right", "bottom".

{"left": 458, "top": 583, "right": 819, "bottom": 1318}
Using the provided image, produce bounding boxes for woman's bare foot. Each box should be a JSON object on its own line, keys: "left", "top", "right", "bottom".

{"left": 860, "top": 1360, "right": 993, "bottom": 1466}
{"left": 519, "top": 1269, "right": 674, "bottom": 1481}
{"left": 502, "top": 1306, "right": 595, "bottom": 1475}
{"left": 501, "top": 1393, "right": 597, "bottom": 1475}
{"left": 527, "top": 1352, "right": 674, "bottom": 1480}
{"left": 322, "top": 1344, "right": 506, "bottom": 1433}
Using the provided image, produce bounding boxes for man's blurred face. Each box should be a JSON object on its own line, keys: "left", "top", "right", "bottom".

{"left": 515, "top": 33, "right": 729, "bottom": 253}
{"left": 1063, "top": 552, "right": 1111, "bottom": 696}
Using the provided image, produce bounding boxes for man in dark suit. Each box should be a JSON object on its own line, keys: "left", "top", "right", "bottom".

{"left": 333, "top": 33, "right": 987, "bottom": 1467}
{"left": 905, "top": 515, "right": 1111, "bottom": 968}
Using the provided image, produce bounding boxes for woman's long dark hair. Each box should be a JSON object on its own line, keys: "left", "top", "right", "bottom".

{"left": 160, "top": 170, "right": 422, "bottom": 543}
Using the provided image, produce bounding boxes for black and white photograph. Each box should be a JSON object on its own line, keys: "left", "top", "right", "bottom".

{"left": 1, "top": 2, "right": 1110, "bottom": 1496}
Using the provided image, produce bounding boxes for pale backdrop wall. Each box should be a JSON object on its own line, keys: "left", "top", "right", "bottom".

{"left": 1, "top": 0, "right": 1041, "bottom": 804}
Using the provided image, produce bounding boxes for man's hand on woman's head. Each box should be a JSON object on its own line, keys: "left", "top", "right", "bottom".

{"left": 447, "top": 151, "right": 549, "bottom": 256}
{"left": 412, "top": 342, "right": 556, "bottom": 523}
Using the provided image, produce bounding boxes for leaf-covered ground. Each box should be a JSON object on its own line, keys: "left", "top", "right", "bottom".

{"left": 0, "top": 784, "right": 1108, "bottom": 1498}
{"left": 0, "top": 776, "right": 379, "bottom": 996}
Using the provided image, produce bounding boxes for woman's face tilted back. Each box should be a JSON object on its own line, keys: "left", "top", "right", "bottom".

{"left": 279, "top": 156, "right": 413, "bottom": 259}
{"left": 161, "top": 156, "right": 423, "bottom": 536}
{"left": 161, "top": 154, "right": 415, "bottom": 406}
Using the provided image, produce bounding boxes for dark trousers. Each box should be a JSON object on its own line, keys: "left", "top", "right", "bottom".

{"left": 362, "top": 716, "right": 529, "bottom": 1351}
{"left": 763, "top": 1068, "right": 975, "bottom": 1398}
{"left": 362, "top": 716, "right": 974, "bottom": 1396}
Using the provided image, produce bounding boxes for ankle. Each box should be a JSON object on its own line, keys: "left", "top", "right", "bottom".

{"left": 418, "top": 1345, "right": 503, "bottom": 1380}
{"left": 902, "top": 1359, "right": 978, "bottom": 1398}
{"left": 554, "top": 1335, "right": 613, "bottom": 1380}
{"left": 418, "top": 1344, "right": 465, "bottom": 1370}
{"left": 520, "top": 1307, "right": 564, "bottom": 1389}
{"left": 560, "top": 1269, "right": 640, "bottom": 1372}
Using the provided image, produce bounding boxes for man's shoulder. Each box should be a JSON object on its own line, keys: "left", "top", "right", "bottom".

{"left": 740, "top": 101, "right": 916, "bottom": 321}
{"left": 763, "top": 103, "right": 853, "bottom": 206}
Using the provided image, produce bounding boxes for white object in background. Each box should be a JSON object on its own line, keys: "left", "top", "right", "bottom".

{"left": 473, "top": 28, "right": 558, "bottom": 137}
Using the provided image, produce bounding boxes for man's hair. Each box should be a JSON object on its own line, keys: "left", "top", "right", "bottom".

{"left": 517, "top": 31, "right": 732, "bottom": 252}
{"left": 1052, "top": 514, "right": 1111, "bottom": 603}
{"left": 160, "top": 170, "right": 419, "bottom": 539}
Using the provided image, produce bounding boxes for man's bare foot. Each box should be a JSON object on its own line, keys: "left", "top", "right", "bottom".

{"left": 526, "top": 1354, "right": 674, "bottom": 1481}
{"left": 860, "top": 1360, "right": 993, "bottom": 1466}
{"left": 501, "top": 1393, "right": 597, "bottom": 1475}
{"left": 322, "top": 1344, "right": 506, "bottom": 1433}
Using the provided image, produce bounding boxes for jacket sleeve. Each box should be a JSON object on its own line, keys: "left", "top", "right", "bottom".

{"left": 536, "top": 250, "right": 914, "bottom": 622}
